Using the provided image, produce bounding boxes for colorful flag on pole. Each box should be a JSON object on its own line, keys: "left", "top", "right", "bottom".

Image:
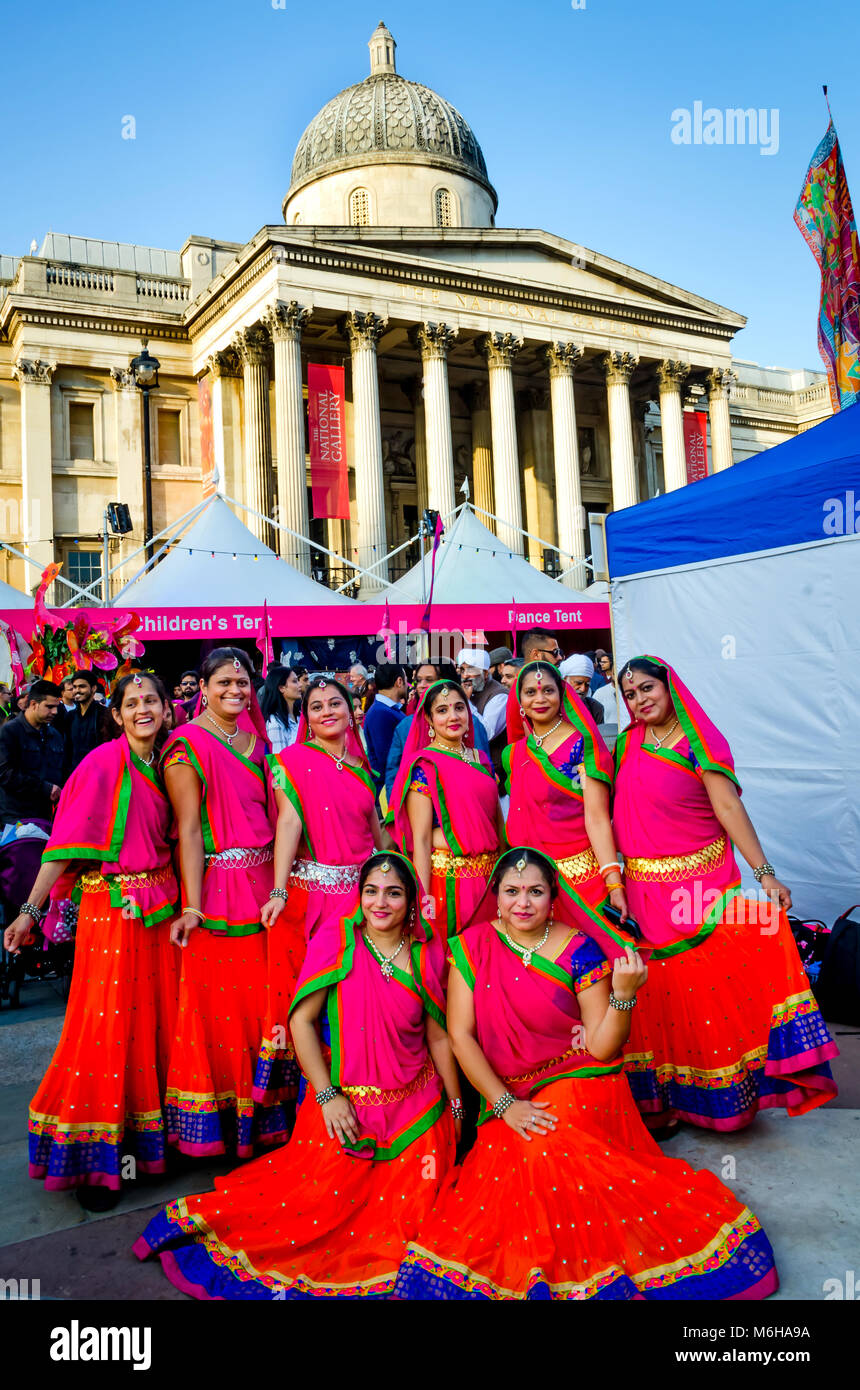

{"left": 420, "top": 515, "right": 445, "bottom": 633}
{"left": 378, "top": 599, "right": 394, "bottom": 661}
{"left": 794, "top": 111, "right": 860, "bottom": 411}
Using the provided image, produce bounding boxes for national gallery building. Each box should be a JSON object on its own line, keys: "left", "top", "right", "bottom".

{"left": 0, "top": 23, "right": 831, "bottom": 598}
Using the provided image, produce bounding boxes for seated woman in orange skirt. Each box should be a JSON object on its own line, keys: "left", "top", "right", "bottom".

{"left": 134, "top": 853, "right": 461, "bottom": 1299}
{"left": 614, "top": 657, "right": 838, "bottom": 1132}
{"left": 396, "top": 848, "right": 778, "bottom": 1300}
{"left": 3, "top": 672, "right": 180, "bottom": 1211}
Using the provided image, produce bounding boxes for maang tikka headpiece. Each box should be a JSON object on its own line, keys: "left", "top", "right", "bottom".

{"left": 233, "top": 657, "right": 241, "bottom": 671}
{"left": 132, "top": 673, "right": 143, "bottom": 686}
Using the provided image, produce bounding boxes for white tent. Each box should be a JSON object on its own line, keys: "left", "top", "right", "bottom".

{"left": 606, "top": 404, "right": 860, "bottom": 923}
{"left": 119, "top": 496, "right": 357, "bottom": 607}
{"left": 0, "top": 578, "right": 31, "bottom": 608}
{"left": 374, "top": 505, "right": 570, "bottom": 604}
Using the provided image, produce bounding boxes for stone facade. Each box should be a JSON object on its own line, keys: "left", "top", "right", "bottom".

{"left": 0, "top": 27, "right": 831, "bottom": 600}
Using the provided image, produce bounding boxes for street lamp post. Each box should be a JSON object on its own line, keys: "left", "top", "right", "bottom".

{"left": 128, "top": 339, "right": 160, "bottom": 561}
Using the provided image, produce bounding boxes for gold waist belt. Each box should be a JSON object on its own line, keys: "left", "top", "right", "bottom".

{"left": 504, "top": 1045, "right": 589, "bottom": 1087}
{"left": 556, "top": 847, "right": 600, "bottom": 885}
{"left": 342, "top": 1056, "right": 437, "bottom": 1107}
{"left": 430, "top": 849, "right": 497, "bottom": 879}
{"left": 79, "top": 865, "right": 173, "bottom": 894}
{"left": 624, "top": 835, "right": 728, "bottom": 883}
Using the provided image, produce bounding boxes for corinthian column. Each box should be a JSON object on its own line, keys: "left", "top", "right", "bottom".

{"left": 264, "top": 300, "right": 313, "bottom": 573}
{"left": 109, "top": 367, "right": 144, "bottom": 571}
{"left": 342, "top": 311, "right": 388, "bottom": 591}
{"left": 12, "top": 358, "right": 57, "bottom": 571}
{"left": 233, "top": 325, "right": 274, "bottom": 547}
{"left": 411, "top": 322, "right": 457, "bottom": 518}
{"left": 707, "top": 368, "right": 736, "bottom": 472}
{"left": 603, "top": 350, "right": 639, "bottom": 511}
{"left": 403, "top": 376, "right": 428, "bottom": 517}
{"left": 481, "top": 332, "right": 524, "bottom": 553}
{"left": 543, "top": 342, "right": 585, "bottom": 589}
{"left": 464, "top": 380, "right": 493, "bottom": 517}
{"left": 656, "top": 359, "right": 691, "bottom": 492}
{"left": 205, "top": 349, "right": 244, "bottom": 504}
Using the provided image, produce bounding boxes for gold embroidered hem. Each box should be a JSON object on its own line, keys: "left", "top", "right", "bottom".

{"left": 78, "top": 864, "right": 173, "bottom": 893}
{"left": 504, "top": 1046, "right": 590, "bottom": 1086}
{"left": 556, "top": 848, "right": 600, "bottom": 884}
{"left": 431, "top": 849, "right": 497, "bottom": 879}
{"left": 342, "top": 1057, "right": 437, "bottom": 1106}
{"left": 623, "top": 835, "right": 727, "bottom": 882}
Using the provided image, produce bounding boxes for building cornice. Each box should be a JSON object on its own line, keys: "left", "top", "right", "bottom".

{"left": 0, "top": 298, "right": 189, "bottom": 344}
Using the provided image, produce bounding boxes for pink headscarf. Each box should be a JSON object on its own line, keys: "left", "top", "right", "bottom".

{"left": 388, "top": 678, "right": 479, "bottom": 823}
{"left": 618, "top": 654, "right": 739, "bottom": 785}
{"left": 296, "top": 675, "right": 372, "bottom": 774}
{"left": 505, "top": 660, "right": 614, "bottom": 785}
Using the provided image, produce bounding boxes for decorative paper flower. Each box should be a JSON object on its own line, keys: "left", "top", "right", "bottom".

{"left": 109, "top": 612, "right": 145, "bottom": 660}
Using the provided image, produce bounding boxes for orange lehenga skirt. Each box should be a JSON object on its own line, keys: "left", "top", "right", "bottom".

{"left": 623, "top": 898, "right": 839, "bottom": 1132}
{"left": 28, "top": 882, "right": 180, "bottom": 1191}
{"left": 430, "top": 848, "right": 496, "bottom": 938}
{"left": 134, "top": 1089, "right": 457, "bottom": 1299}
{"left": 396, "top": 1074, "right": 778, "bottom": 1301}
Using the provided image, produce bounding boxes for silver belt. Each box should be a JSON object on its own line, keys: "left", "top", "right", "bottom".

{"left": 205, "top": 843, "right": 274, "bottom": 869}
{"left": 290, "top": 859, "right": 361, "bottom": 893}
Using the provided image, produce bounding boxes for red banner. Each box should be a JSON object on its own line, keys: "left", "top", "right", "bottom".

{"left": 308, "top": 363, "right": 350, "bottom": 519}
{"left": 683, "top": 410, "right": 709, "bottom": 483}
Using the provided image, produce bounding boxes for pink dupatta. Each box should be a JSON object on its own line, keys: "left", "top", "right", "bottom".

{"left": 389, "top": 681, "right": 499, "bottom": 859}
{"left": 42, "top": 737, "right": 177, "bottom": 927}
{"left": 289, "top": 854, "right": 447, "bottom": 1159}
{"left": 613, "top": 656, "right": 742, "bottom": 949}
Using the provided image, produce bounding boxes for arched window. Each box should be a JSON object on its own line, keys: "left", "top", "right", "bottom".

{"left": 349, "top": 188, "right": 370, "bottom": 226}
{"left": 292, "top": 211, "right": 302, "bottom": 225}
{"left": 434, "top": 187, "right": 454, "bottom": 227}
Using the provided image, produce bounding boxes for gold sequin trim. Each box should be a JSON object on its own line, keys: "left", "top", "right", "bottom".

{"left": 623, "top": 835, "right": 727, "bottom": 883}
{"left": 78, "top": 865, "right": 173, "bottom": 893}
{"left": 430, "top": 849, "right": 497, "bottom": 879}
{"left": 503, "top": 1046, "right": 589, "bottom": 1086}
{"left": 556, "top": 847, "right": 600, "bottom": 884}
{"left": 342, "top": 1057, "right": 436, "bottom": 1106}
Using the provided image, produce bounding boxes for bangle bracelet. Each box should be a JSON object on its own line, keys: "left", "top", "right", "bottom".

{"left": 20, "top": 902, "right": 44, "bottom": 925}
{"left": 269, "top": 888, "right": 288, "bottom": 902}
{"left": 599, "top": 862, "right": 622, "bottom": 877}
{"left": 315, "top": 1085, "right": 339, "bottom": 1106}
{"left": 604, "top": 879, "right": 622, "bottom": 891}
{"left": 184, "top": 907, "right": 205, "bottom": 921}
{"left": 492, "top": 1091, "right": 516, "bottom": 1118}
{"left": 609, "top": 992, "right": 637, "bottom": 1011}
{"left": 752, "top": 862, "right": 776, "bottom": 883}
{"left": 450, "top": 1098, "right": 464, "bottom": 1118}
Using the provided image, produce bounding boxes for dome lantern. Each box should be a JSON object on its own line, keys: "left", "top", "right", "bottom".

{"left": 368, "top": 20, "right": 397, "bottom": 76}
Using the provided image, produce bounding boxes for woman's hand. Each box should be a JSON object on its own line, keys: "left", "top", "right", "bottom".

{"left": 260, "top": 896, "right": 286, "bottom": 928}
{"left": 420, "top": 893, "right": 436, "bottom": 922}
{"left": 170, "top": 911, "right": 201, "bottom": 949}
{"left": 760, "top": 874, "right": 791, "bottom": 913}
{"left": 3, "top": 914, "right": 37, "bottom": 955}
{"left": 321, "top": 1094, "right": 360, "bottom": 1146}
{"left": 611, "top": 944, "right": 648, "bottom": 999}
{"left": 608, "top": 885, "right": 629, "bottom": 921}
{"left": 503, "top": 1098, "right": 558, "bottom": 1143}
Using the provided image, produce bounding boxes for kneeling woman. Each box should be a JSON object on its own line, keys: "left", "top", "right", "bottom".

{"left": 3, "top": 673, "right": 180, "bottom": 1207}
{"left": 396, "top": 849, "right": 778, "bottom": 1300}
{"left": 135, "top": 854, "right": 461, "bottom": 1299}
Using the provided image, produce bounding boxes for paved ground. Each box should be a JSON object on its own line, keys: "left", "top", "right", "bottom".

{"left": 2, "top": 979, "right": 859, "bottom": 1301}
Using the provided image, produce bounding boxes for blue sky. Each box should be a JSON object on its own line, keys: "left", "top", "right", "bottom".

{"left": 3, "top": 0, "right": 858, "bottom": 369}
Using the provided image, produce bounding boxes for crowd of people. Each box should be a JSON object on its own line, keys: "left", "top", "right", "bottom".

{"left": 0, "top": 631, "right": 839, "bottom": 1301}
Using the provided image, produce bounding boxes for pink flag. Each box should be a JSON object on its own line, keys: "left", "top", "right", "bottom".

{"left": 256, "top": 601, "right": 274, "bottom": 676}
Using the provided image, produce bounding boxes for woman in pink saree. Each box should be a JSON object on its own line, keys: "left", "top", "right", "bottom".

{"left": 505, "top": 659, "right": 635, "bottom": 961}
{"left": 162, "top": 647, "right": 279, "bottom": 1159}
{"left": 396, "top": 848, "right": 778, "bottom": 1301}
{"left": 254, "top": 677, "right": 389, "bottom": 1120}
{"left": 3, "top": 672, "right": 180, "bottom": 1209}
{"left": 390, "top": 679, "right": 503, "bottom": 937}
{"left": 134, "top": 853, "right": 460, "bottom": 1299}
{"left": 614, "top": 656, "right": 838, "bottom": 1132}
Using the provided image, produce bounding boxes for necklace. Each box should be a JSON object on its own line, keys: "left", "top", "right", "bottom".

{"left": 312, "top": 740, "right": 348, "bottom": 771}
{"left": 499, "top": 918, "right": 551, "bottom": 968}
{"left": 142, "top": 751, "right": 157, "bottom": 767}
{"left": 533, "top": 717, "right": 563, "bottom": 749}
{"left": 649, "top": 718, "right": 680, "bottom": 749}
{"left": 436, "top": 739, "right": 472, "bottom": 764}
{"left": 205, "top": 712, "right": 240, "bottom": 746}
{"left": 365, "top": 932, "right": 406, "bottom": 979}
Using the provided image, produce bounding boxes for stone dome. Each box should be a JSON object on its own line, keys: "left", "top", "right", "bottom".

{"left": 284, "top": 23, "right": 497, "bottom": 224}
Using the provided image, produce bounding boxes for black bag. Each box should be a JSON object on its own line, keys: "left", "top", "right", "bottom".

{"left": 787, "top": 916, "right": 830, "bottom": 984}
{"left": 814, "top": 905, "right": 860, "bottom": 1026}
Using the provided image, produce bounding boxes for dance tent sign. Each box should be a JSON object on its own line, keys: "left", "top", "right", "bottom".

{"left": 606, "top": 404, "right": 860, "bottom": 923}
